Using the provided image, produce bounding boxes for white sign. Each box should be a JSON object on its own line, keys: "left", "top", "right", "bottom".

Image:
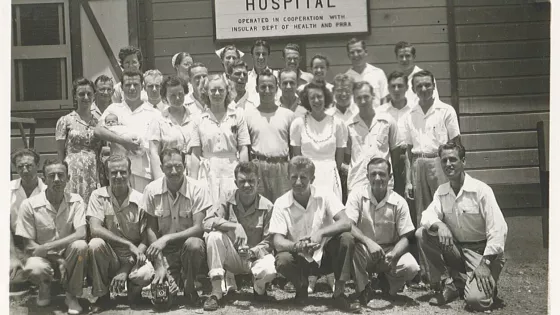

{"left": 213, "top": 0, "right": 369, "bottom": 40}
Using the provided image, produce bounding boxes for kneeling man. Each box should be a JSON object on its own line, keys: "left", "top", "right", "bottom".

{"left": 416, "top": 142, "right": 507, "bottom": 311}
{"left": 202, "top": 161, "right": 276, "bottom": 310}
{"left": 270, "top": 156, "right": 361, "bottom": 313}
{"left": 87, "top": 155, "right": 154, "bottom": 312}
{"left": 347, "top": 157, "right": 419, "bottom": 305}
{"left": 143, "top": 148, "right": 212, "bottom": 307}
{"left": 16, "top": 159, "right": 88, "bottom": 315}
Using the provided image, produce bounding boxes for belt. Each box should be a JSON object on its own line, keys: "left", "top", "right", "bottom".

{"left": 412, "top": 152, "right": 439, "bottom": 159}
{"left": 252, "top": 153, "right": 289, "bottom": 163}
{"left": 458, "top": 239, "right": 487, "bottom": 246}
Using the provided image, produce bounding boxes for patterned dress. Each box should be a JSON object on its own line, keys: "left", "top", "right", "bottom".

{"left": 55, "top": 111, "right": 102, "bottom": 204}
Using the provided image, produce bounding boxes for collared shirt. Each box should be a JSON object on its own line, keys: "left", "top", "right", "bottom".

{"left": 346, "top": 186, "right": 414, "bottom": 247}
{"left": 91, "top": 102, "right": 104, "bottom": 120}
{"left": 403, "top": 99, "right": 460, "bottom": 154}
{"left": 406, "top": 65, "right": 440, "bottom": 105}
{"left": 184, "top": 93, "right": 206, "bottom": 116}
{"left": 298, "top": 70, "right": 314, "bottom": 85}
{"left": 191, "top": 102, "right": 251, "bottom": 156}
{"left": 420, "top": 174, "right": 508, "bottom": 256}
{"left": 150, "top": 100, "right": 169, "bottom": 113}
{"left": 269, "top": 186, "right": 344, "bottom": 264}
{"left": 346, "top": 63, "right": 388, "bottom": 107}
{"left": 245, "top": 105, "right": 294, "bottom": 157}
{"left": 325, "top": 102, "right": 359, "bottom": 125}
{"left": 235, "top": 91, "right": 256, "bottom": 110}
{"left": 378, "top": 101, "right": 413, "bottom": 147}
{"left": 10, "top": 178, "right": 47, "bottom": 232}
{"left": 346, "top": 112, "right": 399, "bottom": 189}
{"left": 100, "top": 102, "right": 162, "bottom": 178}
{"left": 148, "top": 104, "right": 196, "bottom": 154}
{"left": 87, "top": 186, "right": 146, "bottom": 249}
{"left": 204, "top": 189, "right": 273, "bottom": 258}
{"left": 16, "top": 191, "right": 86, "bottom": 246}
{"left": 142, "top": 176, "right": 212, "bottom": 236}
{"left": 112, "top": 82, "right": 149, "bottom": 104}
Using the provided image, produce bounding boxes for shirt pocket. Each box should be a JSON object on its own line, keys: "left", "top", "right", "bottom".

{"left": 154, "top": 207, "right": 171, "bottom": 218}
{"left": 36, "top": 216, "right": 56, "bottom": 230}
{"left": 433, "top": 122, "right": 448, "bottom": 144}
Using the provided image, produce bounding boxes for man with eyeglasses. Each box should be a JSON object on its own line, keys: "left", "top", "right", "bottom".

{"left": 202, "top": 161, "right": 277, "bottom": 310}
{"left": 10, "top": 148, "right": 47, "bottom": 291}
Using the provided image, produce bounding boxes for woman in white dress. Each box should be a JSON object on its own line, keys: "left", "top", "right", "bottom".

{"left": 191, "top": 74, "right": 250, "bottom": 204}
{"left": 290, "top": 82, "right": 347, "bottom": 200}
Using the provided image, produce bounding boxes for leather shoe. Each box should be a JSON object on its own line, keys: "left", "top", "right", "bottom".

{"left": 429, "top": 280, "right": 460, "bottom": 306}
{"left": 332, "top": 294, "right": 361, "bottom": 313}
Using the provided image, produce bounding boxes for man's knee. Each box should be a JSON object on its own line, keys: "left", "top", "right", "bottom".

{"left": 183, "top": 237, "right": 205, "bottom": 254}
{"left": 464, "top": 286, "right": 494, "bottom": 311}
{"left": 206, "top": 231, "right": 226, "bottom": 246}
{"left": 338, "top": 232, "right": 355, "bottom": 249}
{"left": 69, "top": 240, "right": 88, "bottom": 253}
{"left": 24, "top": 257, "right": 50, "bottom": 280}
{"left": 129, "top": 262, "right": 155, "bottom": 286}
{"left": 275, "top": 251, "right": 295, "bottom": 271}
{"left": 88, "top": 238, "right": 108, "bottom": 252}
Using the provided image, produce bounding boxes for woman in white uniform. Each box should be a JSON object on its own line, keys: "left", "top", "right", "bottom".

{"left": 290, "top": 82, "right": 347, "bottom": 200}
{"left": 191, "top": 74, "right": 250, "bottom": 204}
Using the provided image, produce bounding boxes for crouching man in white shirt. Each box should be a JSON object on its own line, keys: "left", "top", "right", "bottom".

{"left": 416, "top": 142, "right": 508, "bottom": 311}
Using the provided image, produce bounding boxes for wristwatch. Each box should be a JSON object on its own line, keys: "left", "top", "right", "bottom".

{"left": 482, "top": 257, "right": 492, "bottom": 266}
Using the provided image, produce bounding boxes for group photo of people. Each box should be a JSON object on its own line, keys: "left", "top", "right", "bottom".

{"left": 9, "top": 38, "right": 509, "bottom": 314}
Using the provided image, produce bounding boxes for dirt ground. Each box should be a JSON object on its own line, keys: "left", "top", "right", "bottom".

{"left": 9, "top": 215, "right": 548, "bottom": 315}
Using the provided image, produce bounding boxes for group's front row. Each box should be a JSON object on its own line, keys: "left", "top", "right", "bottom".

{"left": 12, "top": 143, "right": 507, "bottom": 314}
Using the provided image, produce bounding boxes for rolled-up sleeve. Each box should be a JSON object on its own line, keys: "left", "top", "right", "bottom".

{"left": 268, "top": 205, "right": 288, "bottom": 237}
{"left": 420, "top": 191, "right": 444, "bottom": 229}
{"left": 481, "top": 186, "right": 508, "bottom": 256}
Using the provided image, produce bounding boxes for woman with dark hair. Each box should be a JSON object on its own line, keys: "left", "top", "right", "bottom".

{"left": 172, "top": 52, "right": 194, "bottom": 90}
{"left": 148, "top": 75, "right": 197, "bottom": 179}
{"left": 112, "top": 46, "right": 149, "bottom": 103}
{"left": 55, "top": 78, "right": 102, "bottom": 204}
{"left": 191, "top": 74, "right": 250, "bottom": 205}
{"left": 290, "top": 82, "right": 347, "bottom": 199}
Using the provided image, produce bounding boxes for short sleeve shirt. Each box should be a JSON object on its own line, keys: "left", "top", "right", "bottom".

{"left": 346, "top": 186, "right": 414, "bottom": 246}
{"left": 16, "top": 192, "right": 86, "bottom": 246}
{"left": 269, "top": 186, "right": 344, "bottom": 264}
{"left": 378, "top": 102, "right": 412, "bottom": 147}
{"left": 86, "top": 187, "right": 146, "bottom": 249}
{"left": 325, "top": 102, "right": 359, "bottom": 125}
{"left": 148, "top": 105, "right": 197, "bottom": 154}
{"left": 345, "top": 64, "right": 388, "bottom": 107}
{"left": 184, "top": 93, "right": 206, "bottom": 116}
{"left": 403, "top": 100, "right": 460, "bottom": 154}
{"left": 346, "top": 112, "right": 399, "bottom": 189}
{"left": 245, "top": 106, "right": 294, "bottom": 157}
{"left": 141, "top": 176, "right": 212, "bottom": 236}
{"left": 10, "top": 178, "right": 47, "bottom": 232}
{"left": 190, "top": 103, "right": 251, "bottom": 156}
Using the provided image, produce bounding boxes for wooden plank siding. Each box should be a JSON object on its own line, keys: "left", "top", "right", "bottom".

{"left": 150, "top": 0, "right": 452, "bottom": 98}
{"left": 453, "top": 1, "right": 550, "bottom": 208}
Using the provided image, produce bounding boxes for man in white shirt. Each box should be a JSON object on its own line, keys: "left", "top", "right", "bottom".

{"left": 345, "top": 38, "right": 388, "bottom": 107}
{"left": 270, "top": 156, "right": 360, "bottom": 312}
{"left": 247, "top": 39, "right": 279, "bottom": 104}
{"left": 403, "top": 70, "right": 461, "bottom": 226}
{"left": 416, "top": 142, "right": 507, "bottom": 311}
{"left": 144, "top": 69, "right": 167, "bottom": 113}
{"left": 394, "top": 41, "right": 439, "bottom": 104}
{"left": 228, "top": 60, "right": 255, "bottom": 109}
{"left": 10, "top": 149, "right": 47, "bottom": 290}
{"left": 184, "top": 63, "right": 209, "bottom": 115}
{"left": 346, "top": 82, "right": 400, "bottom": 196}
{"left": 245, "top": 68, "right": 295, "bottom": 203}
{"left": 378, "top": 71, "right": 413, "bottom": 197}
{"left": 95, "top": 69, "right": 162, "bottom": 192}
{"left": 346, "top": 157, "right": 419, "bottom": 305}
{"left": 283, "top": 43, "right": 314, "bottom": 86}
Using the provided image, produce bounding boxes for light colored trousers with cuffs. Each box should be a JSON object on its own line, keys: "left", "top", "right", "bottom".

{"left": 416, "top": 227, "right": 505, "bottom": 311}
{"left": 205, "top": 231, "right": 276, "bottom": 295}
{"left": 23, "top": 240, "right": 88, "bottom": 296}
{"left": 87, "top": 238, "right": 154, "bottom": 297}
{"left": 352, "top": 243, "right": 419, "bottom": 295}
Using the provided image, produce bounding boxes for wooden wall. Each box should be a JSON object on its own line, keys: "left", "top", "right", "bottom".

{"left": 149, "top": 0, "right": 452, "bottom": 104}
{"left": 453, "top": 0, "right": 550, "bottom": 209}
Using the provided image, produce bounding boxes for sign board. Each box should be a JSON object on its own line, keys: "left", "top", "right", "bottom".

{"left": 213, "top": 0, "right": 370, "bottom": 40}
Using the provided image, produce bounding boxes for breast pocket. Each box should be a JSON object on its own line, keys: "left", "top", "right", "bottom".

{"left": 434, "top": 123, "right": 448, "bottom": 144}
{"left": 154, "top": 207, "right": 171, "bottom": 218}
{"left": 36, "top": 217, "right": 56, "bottom": 230}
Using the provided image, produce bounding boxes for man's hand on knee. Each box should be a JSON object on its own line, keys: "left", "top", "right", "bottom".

{"left": 470, "top": 263, "right": 495, "bottom": 298}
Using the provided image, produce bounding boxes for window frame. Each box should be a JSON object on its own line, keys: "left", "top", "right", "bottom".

{"left": 12, "top": 0, "right": 73, "bottom": 111}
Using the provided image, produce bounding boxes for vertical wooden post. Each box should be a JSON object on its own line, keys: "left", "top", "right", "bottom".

{"left": 127, "top": 0, "right": 139, "bottom": 48}
{"left": 446, "top": 0, "right": 459, "bottom": 117}
{"left": 70, "top": 0, "right": 83, "bottom": 81}
{"left": 144, "top": 0, "right": 155, "bottom": 70}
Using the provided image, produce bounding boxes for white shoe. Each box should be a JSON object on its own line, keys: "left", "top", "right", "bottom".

{"left": 65, "top": 293, "right": 83, "bottom": 315}
{"left": 36, "top": 281, "right": 51, "bottom": 306}
{"left": 308, "top": 276, "right": 318, "bottom": 294}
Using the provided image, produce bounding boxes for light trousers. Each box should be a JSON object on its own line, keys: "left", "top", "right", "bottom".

{"left": 412, "top": 157, "right": 447, "bottom": 226}
{"left": 253, "top": 159, "right": 291, "bottom": 203}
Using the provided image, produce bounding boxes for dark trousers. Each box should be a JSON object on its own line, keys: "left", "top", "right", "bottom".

{"left": 393, "top": 150, "right": 407, "bottom": 198}
{"left": 274, "top": 232, "right": 355, "bottom": 290}
{"left": 339, "top": 170, "right": 348, "bottom": 204}
{"left": 163, "top": 237, "right": 206, "bottom": 293}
